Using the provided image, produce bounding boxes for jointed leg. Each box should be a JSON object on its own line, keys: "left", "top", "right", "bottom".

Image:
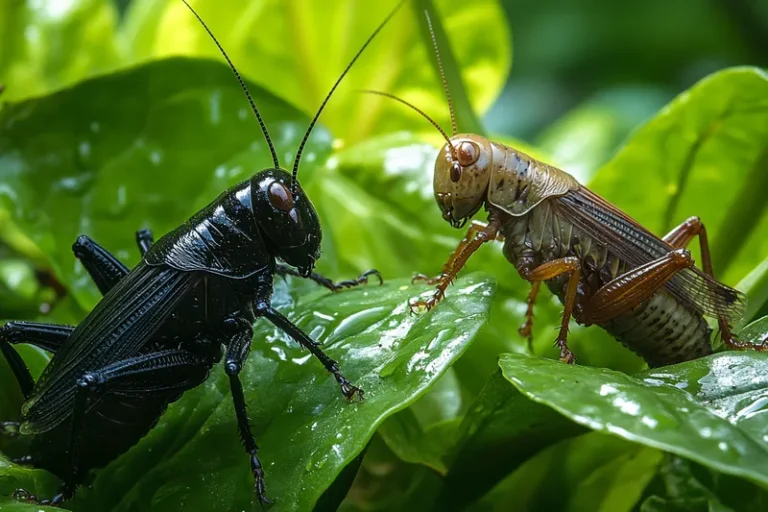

{"left": 15, "top": 349, "right": 205, "bottom": 506}
{"left": 72, "top": 235, "right": 130, "bottom": 295}
{"left": 411, "top": 218, "right": 501, "bottom": 312}
{"left": 521, "top": 257, "right": 582, "bottom": 363}
{"left": 518, "top": 282, "right": 541, "bottom": 353}
{"left": 72, "top": 229, "right": 154, "bottom": 295}
{"left": 276, "top": 265, "right": 382, "bottom": 292}
{"left": 662, "top": 217, "right": 752, "bottom": 349}
{"left": 0, "top": 322, "right": 73, "bottom": 399}
{"left": 222, "top": 320, "right": 269, "bottom": 504}
{"left": 256, "top": 303, "right": 362, "bottom": 400}
{"left": 413, "top": 220, "right": 493, "bottom": 285}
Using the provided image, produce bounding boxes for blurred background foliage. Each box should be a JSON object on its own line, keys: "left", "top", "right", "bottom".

{"left": 1, "top": 0, "right": 768, "bottom": 511}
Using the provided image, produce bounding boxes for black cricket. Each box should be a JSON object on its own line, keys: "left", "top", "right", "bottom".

{"left": 0, "top": 0, "right": 401, "bottom": 505}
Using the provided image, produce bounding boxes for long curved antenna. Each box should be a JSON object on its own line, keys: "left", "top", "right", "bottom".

{"left": 361, "top": 90, "right": 457, "bottom": 160}
{"left": 291, "top": 0, "right": 405, "bottom": 193}
{"left": 424, "top": 11, "right": 457, "bottom": 136}
{"left": 182, "top": 0, "right": 280, "bottom": 169}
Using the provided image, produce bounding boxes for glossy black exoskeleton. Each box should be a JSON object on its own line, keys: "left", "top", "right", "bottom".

{"left": 0, "top": 1, "right": 401, "bottom": 505}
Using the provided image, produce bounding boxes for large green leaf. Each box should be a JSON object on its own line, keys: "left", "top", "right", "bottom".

{"left": 0, "top": 274, "right": 493, "bottom": 511}
{"left": 435, "top": 369, "right": 584, "bottom": 509}
{"left": 122, "top": 0, "right": 510, "bottom": 142}
{"left": 0, "top": 57, "right": 330, "bottom": 313}
{"left": 589, "top": 67, "right": 768, "bottom": 286}
{"left": 467, "top": 432, "right": 662, "bottom": 512}
{"left": 498, "top": 345, "right": 768, "bottom": 489}
{"left": 0, "top": 0, "right": 121, "bottom": 103}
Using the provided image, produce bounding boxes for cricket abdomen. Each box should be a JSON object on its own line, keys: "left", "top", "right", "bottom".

{"left": 602, "top": 291, "right": 712, "bottom": 367}
{"left": 497, "top": 200, "right": 713, "bottom": 367}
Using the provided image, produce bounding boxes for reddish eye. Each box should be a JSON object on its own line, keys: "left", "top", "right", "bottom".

{"left": 268, "top": 181, "right": 294, "bottom": 211}
{"left": 450, "top": 161, "right": 462, "bottom": 183}
{"left": 457, "top": 141, "right": 480, "bottom": 167}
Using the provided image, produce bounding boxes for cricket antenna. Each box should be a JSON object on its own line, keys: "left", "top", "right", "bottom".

{"left": 424, "top": 10, "right": 457, "bottom": 136}
{"left": 181, "top": 0, "right": 280, "bottom": 169}
{"left": 291, "top": 0, "right": 405, "bottom": 194}
{"left": 360, "top": 90, "right": 458, "bottom": 160}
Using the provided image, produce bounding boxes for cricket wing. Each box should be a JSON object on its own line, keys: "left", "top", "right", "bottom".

{"left": 21, "top": 262, "right": 199, "bottom": 434}
{"left": 555, "top": 187, "right": 746, "bottom": 323}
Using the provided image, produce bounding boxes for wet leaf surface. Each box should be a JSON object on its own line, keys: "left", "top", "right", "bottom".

{"left": 0, "top": 275, "right": 492, "bottom": 511}
{"left": 498, "top": 347, "right": 768, "bottom": 489}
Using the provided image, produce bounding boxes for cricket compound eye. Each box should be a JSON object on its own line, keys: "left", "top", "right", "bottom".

{"left": 457, "top": 141, "right": 480, "bottom": 167}
{"left": 268, "top": 181, "right": 294, "bottom": 212}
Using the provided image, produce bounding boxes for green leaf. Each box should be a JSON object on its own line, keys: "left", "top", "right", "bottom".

{"left": 738, "top": 258, "right": 768, "bottom": 323}
{"left": 589, "top": 67, "right": 768, "bottom": 285}
{"left": 0, "top": 275, "right": 488, "bottom": 511}
{"left": 0, "top": 57, "right": 331, "bottom": 313}
{"left": 640, "top": 455, "right": 768, "bottom": 512}
{"left": 376, "top": 369, "right": 464, "bottom": 473}
{"left": 468, "top": 433, "right": 662, "bottom": 512}
{"left": 498, "top": 349, "right": 768, "bottom": 489}
{"left": 122, "top": 0, "right": 510, "bottom": 142}
{"left": 0, "top": 454, "right": 60, "bottom": 512}
{"left": 436, "top": 369, "right": 585, "bottom": 509}
{"left": 0, "top": 0, "right": 121, "bottom": 102}
{"left": 413, "top": 0, "right": 485, "bottom": 135}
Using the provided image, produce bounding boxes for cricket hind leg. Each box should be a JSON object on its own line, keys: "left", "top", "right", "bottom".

{"left": 14, "top": 349, "right": 206, "bottom": 506}
{"left": 72, "top": 228, "right": 154, "bottom": 296}
{"left": 662, "top": 216, "right": 767, "bottom": 351}
{"left": 0, "top": 322, "right": 73, "bottom": 400}
{"left": 276, "top": 264, "right": 382, "bottom": 292}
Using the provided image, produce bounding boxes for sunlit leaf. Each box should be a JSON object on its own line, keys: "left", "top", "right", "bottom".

{"left": 122, "top": 0, "right": 510, "bottom": 142}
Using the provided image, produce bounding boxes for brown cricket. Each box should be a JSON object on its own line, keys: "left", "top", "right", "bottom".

{"left": 368, "top": 13, "right": 767, "bottom": 367}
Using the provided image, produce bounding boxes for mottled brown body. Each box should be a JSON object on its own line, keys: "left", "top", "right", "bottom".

{"left": 373, "top": 13, "right": 763, "bottom": 366}
{"left": 413, "top": 135, "right": 751, "bottom": 367}
{"left": 498, "top": 192, "right": 712, "bottom": 367}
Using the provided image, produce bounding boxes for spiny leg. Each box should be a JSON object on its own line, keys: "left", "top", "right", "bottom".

{"left": 661, "top": 217, "right": 756, "bottom": 350}
{"left": 411, "top": 217, "right": 501, "bottom": 313}
{"left": 0, "top": 322, "right": 73, "bottom": 399}
{"left": 521, "top": 257, "right": 582, "bottom": 363}
{"left": 222, "top": 318, "right": 269, "bottom": 504}
{"left": 518, "top": 281, "right": 541, "bottom": 353}
{"left": 256, "top": 303, "right": 362, "bottom": 400}
{"left": 72, "top": 229, "right": 153, "bottom": 295}
{"left": 15, "top": 349, "right": 206, "bottom": 506}
{"left": 412, "top": 220, "right": 490, "bottom": 285}
{"left": 276, "top": 264, "right": 382, "bottom": 292}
